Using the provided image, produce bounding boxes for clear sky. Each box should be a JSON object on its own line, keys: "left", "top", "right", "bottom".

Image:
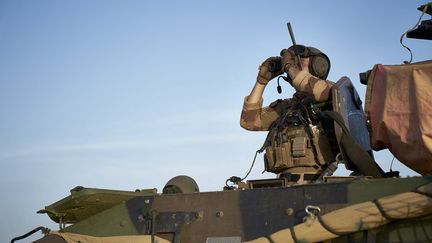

{"left": 1, "top": 1, "right": 431, "bottom": 242}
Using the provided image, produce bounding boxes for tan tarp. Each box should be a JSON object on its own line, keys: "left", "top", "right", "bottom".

{"left": 244, "top": 183, "right": 432, "bottom": 243}
{"left": 49, "top": 232, "right": 170, "bottom": 243}
{"left": 364, "top": 61, "right": 432, "bottom": 175}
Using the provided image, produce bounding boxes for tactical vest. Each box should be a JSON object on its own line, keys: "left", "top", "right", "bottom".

{"left": 262, "top": 93, "right": 336, "bottom": 174}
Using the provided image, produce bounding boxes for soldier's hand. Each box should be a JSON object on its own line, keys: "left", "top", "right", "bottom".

{"left": 256, "top": 56, "right": 283, "bottom": 85}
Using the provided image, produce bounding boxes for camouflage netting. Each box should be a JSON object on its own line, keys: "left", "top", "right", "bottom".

{"left": 244, "top": 183, "right": 432, "bottom": 243}
{"left": 49, "top": 232, "right": 170, "bottom": 243}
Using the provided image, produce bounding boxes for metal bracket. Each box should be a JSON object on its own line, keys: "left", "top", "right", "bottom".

{"left": 126, "top": 196, "right": 200, "bottom": 243}
{"left": 153, "top": 211, "right": 200, "bottom": 243}
{"left": 303, "top": 205, "right": 321, "bottom": 223}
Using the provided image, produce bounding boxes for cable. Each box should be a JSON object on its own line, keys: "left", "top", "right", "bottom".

{"left": 225, "top": 150, "right": 260, "bottom": 188}
{"left": 241, "top": 150, "right": 259, "bottom": 181}
{"left": 276, "top": 76, "right": 286, "bottom": 94}
{"left": 390, "top": 156, "right": 395, "bottom": 172}
{"left": 400, "top": 4, "right": 429, "bottom": 64}
{"left": 11, "top": 226, "right": 49, "bottom": 243}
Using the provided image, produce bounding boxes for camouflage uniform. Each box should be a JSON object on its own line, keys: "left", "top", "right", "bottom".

{"left": 241, "top": 69, "right": 334, "bottom": 131}
{"left": 241, "top": 69, "right": 336, "bottom": 182}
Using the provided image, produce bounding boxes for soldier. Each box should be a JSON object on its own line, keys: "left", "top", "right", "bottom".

{"left": 240, "top": 46, "right": 337, "bottom": 184}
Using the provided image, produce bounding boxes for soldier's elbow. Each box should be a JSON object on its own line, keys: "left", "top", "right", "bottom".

{"left": 240, "top": 120, "right": 261, "bottom": 131}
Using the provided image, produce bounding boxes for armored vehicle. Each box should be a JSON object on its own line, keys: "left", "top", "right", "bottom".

{"left": 12, "top": 3, "right": 432, "bottom": 243}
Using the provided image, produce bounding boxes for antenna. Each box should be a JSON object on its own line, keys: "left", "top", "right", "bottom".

{"left": 287, "top": 22, "right": 302, "bottom": 70}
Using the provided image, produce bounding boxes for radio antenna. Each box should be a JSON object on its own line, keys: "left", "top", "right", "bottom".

{"left": 287, "top": 22, "right": 302, "bottom": 70}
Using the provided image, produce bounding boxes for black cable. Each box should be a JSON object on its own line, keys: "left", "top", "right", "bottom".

{"left": 372, "top": 199, "right": 398, "bottom": 221}
{"left": 276, "top": 76, "right": 285, "bottom": 94}
{"left": 390, "top": 156, "right": 395, "bottom": 171}
{"left": 11, "top": 226, "right": 49, "bottom": 243}
{"left": 264, "top": 235, "right": 275, "bottom": 243}
{"left": 400, "top": 4, "right": 428, "bottom": 64}
{"left": 225, "top": 149, "right": 260, "bottom": 187}
{"left": 317, "top": 214, "right": 344, "bottom": 236}
{"left": 289, "top": 227, "right": 299, "bottom": 243}
{"left": 241, "top": 150, "right": 259, "bottom": 181}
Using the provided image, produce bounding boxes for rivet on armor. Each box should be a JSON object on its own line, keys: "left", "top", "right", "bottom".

{"left": 216, "top": 211, "right": 224, "bottom": 218}
{"left": 285, "top": 208, "right": 294, "bottom": 216}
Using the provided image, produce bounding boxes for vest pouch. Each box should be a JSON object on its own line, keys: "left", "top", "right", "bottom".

{"left": 291, "top": 136, "right": 317, "bottom": 167}
{"left": 264, "top": 146, "right": 276, "bottom": 172}
{"left": 282, "top": 142, "right": 293, "bottom": 167}
{"left": 275, "top": 142, "right": 294, "bottom": 169}
{"left": 264, "top": 141, "right": 294, "bottom": 173}
{"left": 292, "top": 137, "right": 307, "bottom": 157}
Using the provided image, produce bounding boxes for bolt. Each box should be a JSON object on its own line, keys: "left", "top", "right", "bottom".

{"left": 216, "top": 211, "right": 224, "bottom": 218}
{"left": 285, "top": 208, "right": 294, "bottom": 216}
{"left": 137, "top": 214, "right": 145, "bottom": 223}
{"left": 196, "top": 211, "right": 204, "bottom": 220}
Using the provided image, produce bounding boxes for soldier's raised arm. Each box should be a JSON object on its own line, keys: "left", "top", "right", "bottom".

{"left": 281, "top": 48, "right": 334, "bottom": 102}
{"left": 240, "top": 56, "right": 283, "bottom": 131}
{"left": 240, "top": 48, "right": 334, "bottom": 131}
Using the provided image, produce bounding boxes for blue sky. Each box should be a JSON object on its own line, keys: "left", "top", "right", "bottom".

{"left": 1, "top": 1, "right": 431, "bottom": 242}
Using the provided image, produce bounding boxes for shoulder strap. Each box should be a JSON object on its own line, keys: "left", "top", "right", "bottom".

{"left": 321, "top": 111, "right": 385, "bottom": 178}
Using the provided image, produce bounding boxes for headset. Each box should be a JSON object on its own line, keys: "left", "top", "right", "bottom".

{"left": 284, "top": 45, "right": 331, "bottom": 80}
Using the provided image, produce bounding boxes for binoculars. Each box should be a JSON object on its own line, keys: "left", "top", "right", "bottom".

{"left": 269, "top": 45, "right": 331, "bottom": 80}
{"left": 269, "top": 60, "right": 283, "bottom": 73}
